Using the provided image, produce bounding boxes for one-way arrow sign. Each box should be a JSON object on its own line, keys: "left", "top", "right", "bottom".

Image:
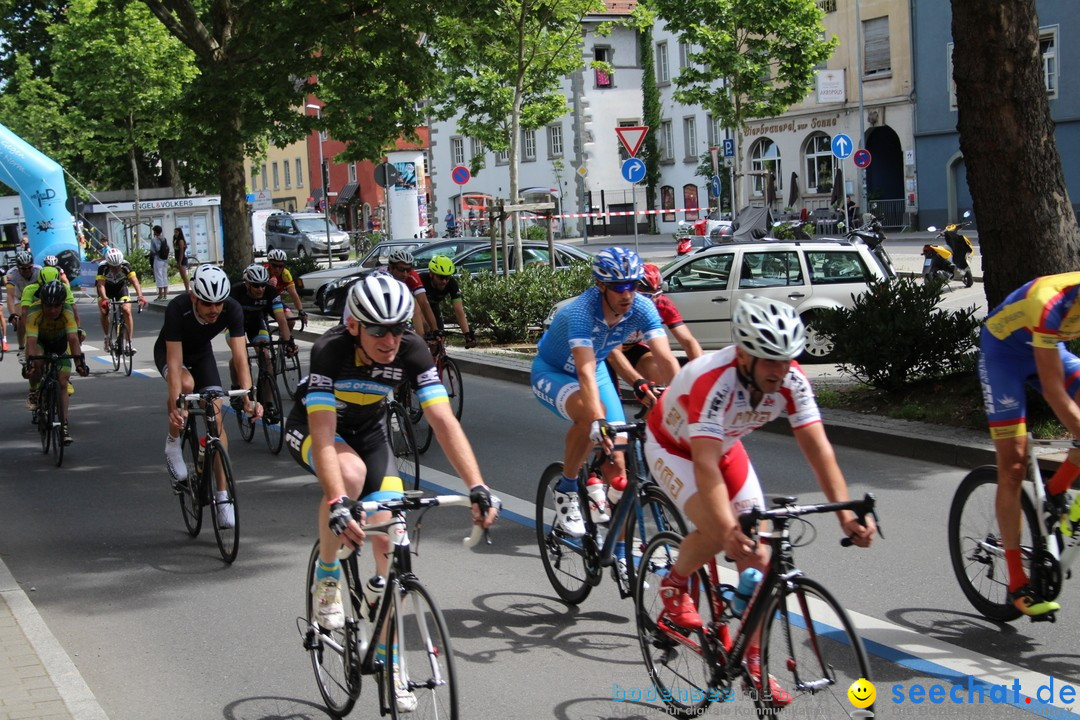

{"left": 831, "top": 133, "right": 853, "bottom": 160}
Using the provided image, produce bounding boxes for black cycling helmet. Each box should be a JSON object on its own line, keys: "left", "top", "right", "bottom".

{"left": 39, "top": 280, "right": 67, "bottom": 307}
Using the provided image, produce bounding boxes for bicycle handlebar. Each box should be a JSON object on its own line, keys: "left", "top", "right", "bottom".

{"left": 26, "top": 353, "right": 81, "bottom": 361}
{"left": 350, "top": 493, "right": 497, "bottom": 548}
{"left": 738, "top": 493, "right": 879, "bottom": 547}
{"left": 176, "top": 387, "right": 252, "bottom": 408}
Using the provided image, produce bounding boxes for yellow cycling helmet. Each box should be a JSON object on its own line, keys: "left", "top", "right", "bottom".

{"left": 428, "top": 255, "right": 456, "bottom": 276}
{"left": 39, "top": 266, "right": 61, "bottom": 284}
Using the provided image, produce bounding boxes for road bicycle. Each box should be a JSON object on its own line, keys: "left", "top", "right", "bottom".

{"left": 300, "top": 492, "right": 485, "bottom": 718}
{"left": 176, "top": 388, "right": 250, "bottom": 563}
{"left": 634, "top": 494, "right": 879, "bottom": 718}
{"left": 386, "top": 386, "right": 421, "bottom": 492}
{"left": 948, "top": 435, "right": 1080, "bottom": 623}
{"left": 269, "top": 315, "right": 305, "bottom": 399}
{"left": 404, "top": 331, "right": 464, "bottom": 454}
{"left": 105, "top": 298, "right": 140, "bottom": 376}
{"left": 535, "top": 415, "right": 687, "bottom": 604}
{"left": 235, "top": 338, "right": 286, "bottom": 454}
{"left": 27, "top": 353, "right": 77, "bottom": 467}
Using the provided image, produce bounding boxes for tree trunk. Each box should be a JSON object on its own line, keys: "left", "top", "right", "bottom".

{"left": 952, "top": 0, "right": 1080, "bottom": 307}
{"left": 218, "top": 149, "right": 252, "bottom": 275}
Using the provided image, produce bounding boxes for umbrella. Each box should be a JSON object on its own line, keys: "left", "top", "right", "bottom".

{"left": 830, "top": 168, "right": 843, "bottom": 207}
{"left": 766, "top": 172, "right": 777, "bottom": 208}
{"left": 787, "top": 171, "right": 800, "bottom": 208}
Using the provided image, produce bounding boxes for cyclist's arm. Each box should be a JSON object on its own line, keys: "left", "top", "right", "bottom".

{"left": 570, "top": 345, "right": 606, "bottom": 421}
{"left": 415, "top": 293, "right": 436, "bottom": 336}
{"left": 128, "top": 272, "right": 147, "bottom": 305}
{"left": 5, "top": 281, "right": 16, "bottom": 316}
{"left": 272, "top": 307, "right": 293, "bottom": 343}
{"left": 96, "top": 278, "right": 108, "bottom": 304}
{"left": 451, "top": 298, "right": 470, "bottom": 335}
{"left": 792, "top": 421, "right": 875, "bottom": 546}
{"left": 689, "top": 435, "right": 758, "bottom": 563}
{"left": 605, "top": 345, "right": 638, "bottom": 386}
{"left": 424, "top": 401, "right": 496, "bottom": 528}
{"left": 286, "top": 283, "right": 304, "bottom": 315}
{"left": 226, "top": 334, "right": 259, "bottom": 417}
{"left": 165, "top": 340, "right": 186, "bottom": 431}
{"left": 643, "top": 333, "right": 681, "bottom": 384}
{"left": 669, "top": 323, "right": 703, "bottom": 361}
{"left": 1034, "top": 345, "right": 1080, "bottom": 438}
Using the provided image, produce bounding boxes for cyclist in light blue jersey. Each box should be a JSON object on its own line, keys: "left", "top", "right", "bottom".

{"left": 532, "top": 247, "right": 681, "bottom": 537}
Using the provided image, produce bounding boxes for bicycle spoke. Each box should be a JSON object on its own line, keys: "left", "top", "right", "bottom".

{"left": 534, "top": 463, "right": 593, "bottom": 604}
{"left": 305, "top": 543, "right": 361, "bottom": 716}
{"left": 206, "top": 441, "right": 239, "bottom": 563}
{"left": 386, "top": 578, "right": 458, "bottom": 720}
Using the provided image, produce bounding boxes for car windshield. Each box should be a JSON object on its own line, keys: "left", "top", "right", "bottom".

{"left": 294, "top": 218, "right": 334, "bottom": 233}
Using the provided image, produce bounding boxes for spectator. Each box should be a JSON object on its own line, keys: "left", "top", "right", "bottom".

{"left": 150, "top": 225, "right": 170, "bottom": 301}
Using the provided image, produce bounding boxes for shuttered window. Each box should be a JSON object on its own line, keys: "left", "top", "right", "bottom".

{"left": 863, "top": 16, "right": 890, "bottom": 77}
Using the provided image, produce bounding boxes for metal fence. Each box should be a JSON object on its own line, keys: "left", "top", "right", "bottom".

{"left": 867, "top": 198, "right": 907, "bottom": 230}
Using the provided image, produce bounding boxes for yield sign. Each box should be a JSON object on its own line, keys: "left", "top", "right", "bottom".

{"left": 616, "top": 126, "right": 649, "bottom": 157}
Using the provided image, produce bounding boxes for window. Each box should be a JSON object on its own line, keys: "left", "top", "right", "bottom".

{"left": 595, "top": 47, "right": 612, "bottom": 88}
{"left": 683, "top": 184, "right": 700, "bottom": 221}
{"left": 471, "top": 138, "right": 485, "bottom": 163}
{"left": 804, "top": 133, "right": 834, "bottom": 193}
{"left": 668, "top": 252, "right": 735, "bottom": 291}
{"left": 1041, "top": 27, "right": 1058, "bottom": 98}
{"left": 750, "top": 138, "right": 781, "bottom": 196}
{"left": 862, "top": 16, "right": 890, "bottom": 77}
{"left": 738, "top": 251, "right": 803, "bottom": 289}
{"left": 284, "top": 160, "right": 292, "bottom": 188}
{"left": 450, "top": 137, "right": 465, "bottom": 167}
{"left": 272, "top": 162, "right": 279, "bottom": 190}
{"left": 349, "top": 162, "right": 357, "bottom": 183}
{"left": 656, "top": 42, "right": 670, "bottom": 84}
{"left": 661, "top": 186, "right": 676, "bottom": 222}
{"left": 548, "top": 124, "right": 564, "bottom": 158}
{"left": 296, "top": 159, "right": 304, "bottom": 187}
{"left": 261, "top": 163, "right": 268, "bottom": 190}
{"left": 679, "top": 42, "right": 691, "bottom": 70}
{"left": 814, "top": 31, "right": 828, "bottom": 71}
{"left": 250, "top": 166, "right": 258, "bottom": 191}
{"left": 806, "top": 250, "right": 871, "bottom": 285}
{"left": 495, "top": 149, "right": 509, "bottom": 165}
{"left": 706, "top": 114, "right": 721, "bottom": 148}
{"left": 660, "top": 120, "right": 674, "bottom": 162}
{"left": 683, "top": 117, "right": 697, "bottom": 161}
{"left": 522, "top": 129, "right": 536, "bottom": 161}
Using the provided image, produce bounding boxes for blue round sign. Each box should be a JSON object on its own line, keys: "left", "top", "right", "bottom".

{"left": 709, "top": 175, "right": 722, "bottom": 197}
{"left": 853, "top": 149, "right": 872, "bottom": 169}
{"left": 621, "top": 157, "right": 646, "bottom": 183}
{"left": 831, "top": 133, "right": 853, "bottom": 160}
{"left": 451, "top": 165, "right": 471, "bottom": 185}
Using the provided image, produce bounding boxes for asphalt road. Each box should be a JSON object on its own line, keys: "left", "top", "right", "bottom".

{"left": 1, "top": 303, "right": 1076, "bottom": 720}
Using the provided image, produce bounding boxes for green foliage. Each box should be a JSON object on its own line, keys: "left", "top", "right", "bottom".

{"left": 636, "top": 17, "right": 662, "bottom": 232}
{"left": 812, "top": 277, "right": 981, "bottom": 393}
{"left": 287, "top": 254, "right": 323, "bottom": 280}
{"left": 524, "top": 224, "right": 548, "bottom": 242}
{"left": 459, "top": 262, "right": 592, "bottom": 343}
{"left": 128, "top": 246, "right": 153, "bottom": 284}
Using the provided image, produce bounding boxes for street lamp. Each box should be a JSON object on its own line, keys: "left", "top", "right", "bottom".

{"left": 305, "top": 103, "right": 333, "bottom": 268}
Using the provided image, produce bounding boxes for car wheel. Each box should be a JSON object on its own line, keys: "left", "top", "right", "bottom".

{"left": 315, "top": 288, "right": 327, "bottom": 314}
{"left": 800, "top": 313, "right": 837, "bottom": 364}
{"left": 297, "top": 246, "right": 308, "bottom": 259}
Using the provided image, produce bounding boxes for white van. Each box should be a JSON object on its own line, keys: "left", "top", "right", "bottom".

{"left": 250, "top": 209, "right": 282, "bottom": 257}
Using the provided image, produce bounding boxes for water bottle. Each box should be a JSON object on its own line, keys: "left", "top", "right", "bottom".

{"left": 722, "top": 568, "right": 763, "bottom": 615}
{"left": 196, "top": 436, "right": 207, "bottom": 474}
{"left": 585, "top": 474, "right": 610, "bottom": 523}
{"left": 364, "top": 575, "right": 386, "bottom": 622}
{"left": 607, "top": 475, "right": 628, "bottom": 506}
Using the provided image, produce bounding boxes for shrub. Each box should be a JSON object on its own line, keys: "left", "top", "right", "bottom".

{"left": 459, "top": 262, "right": 592, "bottom": 343}
{"left": 524, "top": 224, "right": 548, "bottom": 242}
{"left": 287, "top": 254, "right": 323, "bottom": 279}
{"left": 812, "top": 276, "right": 980, "bottom": 393}
{"left": 128, "top": 247, "right": 153, "bottom": 284}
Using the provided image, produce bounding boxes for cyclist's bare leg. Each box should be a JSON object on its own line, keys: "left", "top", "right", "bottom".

{"left": 123, "top": 304, "right": 135, "bottom": 343}
{"left": 98, "top": 303, "right": 109, "bottom": 339}
{"left": 993, "top": 434, "right": 1029, "bottom": 585}
{"left": 58, "top": 369, "right": 71, "bottom": 424}
{"left": 212, "top": 396, "right": 232, "bottom": 493}
{"left": 15, "top": 309, "right": 25, "bottom": 348}
{"left": 635, "top": 352, "right": 664, "bottom": 385}
{"left": 317, "top": 445, "right": 367, "bottom": 566}
{"left": 561, "top": 389, "right": 597, "bottom": 479}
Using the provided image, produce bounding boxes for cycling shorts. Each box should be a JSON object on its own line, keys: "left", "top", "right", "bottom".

{"left": 103, "top": 286, "right": 132, "bottom": 303}
{"left": 979, "top": 326, "right": 1080, "bottom": 439}
{"left": 153, "top": 345, "right": 222, "bottom": 392}
{"left": 644, "top": 437, "right": 764, "bottom": 520}
{"left": 619, "top": 342, "right": 650, "bottom": 368}
{"left": 285, "top": 419, "right": 406, "bottom": 502}
{"left": 531, "top": 354, "right": 626, "bottom": 425}
{"left": 37, "top": 339, "right": 74, "bottom": 373}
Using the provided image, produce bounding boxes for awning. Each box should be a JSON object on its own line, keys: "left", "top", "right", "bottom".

{"left": 334, "top": 181, "right": 358, "bottom": 206}
{"left": 310, "top": 188, "right": 325, "bottom": 202}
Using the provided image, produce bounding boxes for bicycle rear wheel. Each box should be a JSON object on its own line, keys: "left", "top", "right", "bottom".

{"left": 385, "top": 577, "right": 459, "bottom": 720}
{"left": 120, "top": 322, "right": 132, "bottom": 376}
{"left": 535, "top": 462, "right": 594, "bottom": 605}
{"left": 177, "top": 419, "right": 203, "bottom": 537}
{"left": 206, "top": 441, "right": 239, "bottom": 563}
{"left": 38, "top": 383, "right": 54, "bottom": 454}
{"left": 441, "top": 357, "right": 463, "bottom": 420}
{"left": 634, "top": 530, "right": 717, "bottom": 718}
{"left": 278, "top": 347, "right": 302, "bottom": 399}
{"left": 49, "top": 387, "right": 64, "bottom": 467}
{"left": 948, "top": 465, "right": 1042, "bottom": 622}
{"left": 387, "top": 401, "right": 420, "bottom": 491}
{"left": 305, "top": 542, "right": 362, "bottom": 717}
{"left": 260, "top": 370, "right": 285, "bottom": 454}
{"left": 759, "top": 576, "right": 872, "bottom": 716}
{"left": 624, "top": 484, "right": 687, "bottom": 592}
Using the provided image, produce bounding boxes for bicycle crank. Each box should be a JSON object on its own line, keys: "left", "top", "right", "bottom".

{"left": 1031, "top": 549, "right": 1063, "bottom": 602}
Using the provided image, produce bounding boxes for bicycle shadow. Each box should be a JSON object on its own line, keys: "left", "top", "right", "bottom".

{"left": 223, "top": 694, "right": 334, "bottom": 719}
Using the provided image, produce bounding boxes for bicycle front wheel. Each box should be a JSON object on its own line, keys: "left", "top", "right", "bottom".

{"left": 404, "top": 384, "right": 433, "bottom": 455}
{"left": 119, "top": 322, "right": 132, "bottom": 376}
{"left": 624, "top": 485, "right": 687, "bottom": 592}
{"left": 50, "top": 388, "right": 64, "bottom": 467}
{"left": 178, "top": 420, "right": 203, "bottom": 537}
{"left": 236, "top": 364, "right": 256, "bottom": 443}
{"left": 759, "top": 576, "right": 872, "bottom": 716}
{"left": 634, "top": 530, "right": 716, "bottom": 718}
{"left": 109, "top": 321, "right": 121, "bottom": 371}
{"left": 535, "top": 462, "right": 594, "bottom": 605}
{"left": 305, "top": 542, "right": 362, "bottom": 717}
{"left": 441, "top": 357, "right": 463, "bottom": 420}
{"left": 387, "top": 401, "right": 420, "bottom": 491}
{"left": 38, "top": 383, "right": 55, "bottom": 454}
{"left": 279, "top": 347, "right": 302, "bottom": 399}
{"left": 260, "top": 370, "right": 284, "bottom": 454}
{"left": 206, "top": 441, "right": 239, "bottom": 563}
{"left": 386, "top": 577, "right": 459, "bottom": 720}
{"left": 948, "top": 465, "right": 1042, "bottom": 622}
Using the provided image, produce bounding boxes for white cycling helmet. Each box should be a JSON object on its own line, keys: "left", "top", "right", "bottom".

{"left": 267, "top": 248, "right": 287, "bottom": 262}
{"left": 243, "top": 263, "right": 269, "bottom": 285}
{"left": 347, "top": 274, "right": 415, "bottom": 325}
{"left": 14, "top": 250, "right": 33, "bottom": 267}
{"left": 387, "top": 248, "right": 415, "bottom": 266}
{"left": 43, "top": 255, "right": 59, "bottom": 267}
{"left": 731, "top": 295, "right": 806, "bottom": 360}
{"left": 191, "top": 264, "right": 231, "bottom": 303}
{"left": 105, "top": 248, "right": 124, "bottom": 266}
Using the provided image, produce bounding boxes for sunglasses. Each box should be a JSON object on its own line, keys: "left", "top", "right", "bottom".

{"left": 389, "top": 264, "right": 412, "bottom": 273}
{"left": 269, "top": 263, "right": 285, "bottom": 269}
{"left": 247, "top": 282, "right": 267, "bottom": 289}
{"left": 362, "top": 322, "right": 408, "bottom": 337}
{"left": 604, "top": 281, "right": 637, "bottom": 293}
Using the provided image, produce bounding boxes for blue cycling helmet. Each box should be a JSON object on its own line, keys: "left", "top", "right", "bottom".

{"left": 592, "top": 247, "right": 643, "bottom": 282}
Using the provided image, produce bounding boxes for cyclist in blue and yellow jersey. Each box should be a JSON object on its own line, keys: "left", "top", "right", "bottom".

{"left": 25, "top": 281, "right": 90, "bottom": 445}
{"left": 531, "top": 247, "right": 680, "bottom": 538}
{"left": 95, "top": 248, "right": 148, "bottom": 352}
{"left": 5, "top": 251, "right": 40, "bottom": 351}
{"left": 285, "top": 274, "right": 497, "bottom": 656}
{"left": 981, "top": 271, "right": 1080, "bottom": 617}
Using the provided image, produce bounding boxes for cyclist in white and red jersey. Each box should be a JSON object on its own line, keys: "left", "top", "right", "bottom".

{"left": 645, "top": 295, "right": 875, "bottom": 704}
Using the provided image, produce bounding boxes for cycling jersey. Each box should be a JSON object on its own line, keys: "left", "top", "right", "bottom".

{"left": 26, "top": 305, "right": 77, "bottom": 349}
{"left": 4, "top": 265, "right": 40, "bottom": 299}
{"left": 96, "top": 262, "right": 138, "bottom": 300}
{"left": 20, "top": 273, "right": 76, "bottom": 309}
{"left": 152, "top": 293, "right": 245, "bottom": 390}
{"left": 621, "top": 293, "right": 685, "bottom": 351}
{"left": 286, "top": 324, "right": 447, "bottom": 434}
{"left": 421, "top": 272, "right": 461, "bottom": 306}
{"left": 373, "top": 266, "right": 426, "bottom": 296}
{"left": 228, "top": 284, "right": 284, "bottom": 340}
{"left": 267, "top": 266, "right": 294, "bottom": 291}
{"left": 984, "top": 271, "right": 1080, "bottom": 350}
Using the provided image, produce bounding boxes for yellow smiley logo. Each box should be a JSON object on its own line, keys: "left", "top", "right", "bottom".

{"left": 848, "top": 678, "right": 876, "bottom": 708}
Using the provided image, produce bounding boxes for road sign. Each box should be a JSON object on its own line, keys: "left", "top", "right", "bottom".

{"left": 710, "top": 175, "right": 722, "bottom": 198}
{"left": 576, "top": 165, "right": 588, "bottom": 177}
{"left": 451, "top": 165, "right": 471, "bottom": 185}
{"left": 374, "top": 163, "right": 401, "bottom": 188}
{"left": 616, "top": 126, "right": 649, "bottom": 157}
{"left": 853, "top": 149, "right": 872, "bottom": 169}
{"left": 722, "top": 138, "right": 735, "bottom": 158}
{"left": 831, "top": 133, "right": 853, "bottom": 160}
{"left": 621, "top": 157, "right": 646, "bottom": 184}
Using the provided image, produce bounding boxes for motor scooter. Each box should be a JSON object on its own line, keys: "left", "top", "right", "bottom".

{"left": 844, "top": 215, "right": 896, "bottom": 278}
{"left": 923, "top": 211, "right": 974, "bottom": 288}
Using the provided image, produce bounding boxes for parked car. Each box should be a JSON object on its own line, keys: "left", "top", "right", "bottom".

{"left": 298, "top": 239, "right": 426, "bottom": 311}
{"left": 545, "top": 238, "right": 891, "bottom": 363}
{"left": 264, "top": 212, "right": 350, "bottom": 260}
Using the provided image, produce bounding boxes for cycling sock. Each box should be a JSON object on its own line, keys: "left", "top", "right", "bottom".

{"left": 556, "top": 474, "right": 578, "bottom": 494}
{"left": 1006, "top": 549, "right": 1028, "bottom": 592}
{"left": 1048, "top": 459, "right": 1080, "bottom": 497}
{"left": 316, "top": 559, "right": 340, "bottom": 581}
{"left": 614, "top": 541, "right": 626, "bottom": 560}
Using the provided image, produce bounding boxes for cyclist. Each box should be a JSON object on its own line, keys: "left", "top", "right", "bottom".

{"left": 420, "top": 255, "right": 477, "bottom": 348}
{"left": 531, "top": 247, "right": 680, "bottom": 537}
{"left": 980, "top": 271, "right": 1080, "bottom": 617}
{"left": 95, "top": 248, "right": 148, "bottom": 353}
{"left": 645, "top": 295, "right": 875, "bottom": 703}
{"left": 264, "top": 249, "right": 307, "bottom": 330}
{"left": 5, "top": 250, "right": 40, "bottom": 351}
{"left": 285, "top": 275, "right": 497, "bottom": 659}
{"left": 21, "top": 265, "right": 85, "bottom": 344}
{"left": 382, "top": 248, "right": 435, "bottom": 336}
{"left": 157, "top": 264, "right": 261, "bottom": 528}
{"left": 25, "top": 281, "right": 90, "bottom": 445}
{"left": 227, "top": 263, "right": 297, "bottom": 405}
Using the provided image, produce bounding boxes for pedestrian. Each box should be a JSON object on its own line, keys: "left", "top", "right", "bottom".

{"left": 150, "top": 225, "right": 170, "bottom": 301}
{"left": 173, "top": 227, "right": 190, "bottom": 294}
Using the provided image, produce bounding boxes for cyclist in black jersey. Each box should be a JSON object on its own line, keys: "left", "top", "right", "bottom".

{"left": 420, "top": 255, "right": 476, "bottom": 348}
{"left": 227, "top": 264, "right": 297, "bottom": 393}
{"left": 156, "top": 265, "right": 261, "bottom": 526}
{"left": 95, "top": 248, "right": 148, "bottom": 352}
{"left": 286, "top": 274, "right": 497, "bottom": 636}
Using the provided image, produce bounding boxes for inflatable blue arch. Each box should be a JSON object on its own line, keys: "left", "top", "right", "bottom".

{"left": 0, "top": 123, "right": 82, "bottom": 285}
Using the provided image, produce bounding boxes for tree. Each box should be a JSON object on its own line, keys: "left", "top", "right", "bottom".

{"left": 951, "top": 0, "right": 1080, "bottom": 306}
{"left": 433, "top": 0, "right": 605, "bottom": 268}
{"left": 650, "top": 0, "right": 835, "bottom": 212}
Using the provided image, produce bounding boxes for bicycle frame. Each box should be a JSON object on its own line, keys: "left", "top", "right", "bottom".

{"left": 1025, "top": 435, "right": 1080, "bottom": 569}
